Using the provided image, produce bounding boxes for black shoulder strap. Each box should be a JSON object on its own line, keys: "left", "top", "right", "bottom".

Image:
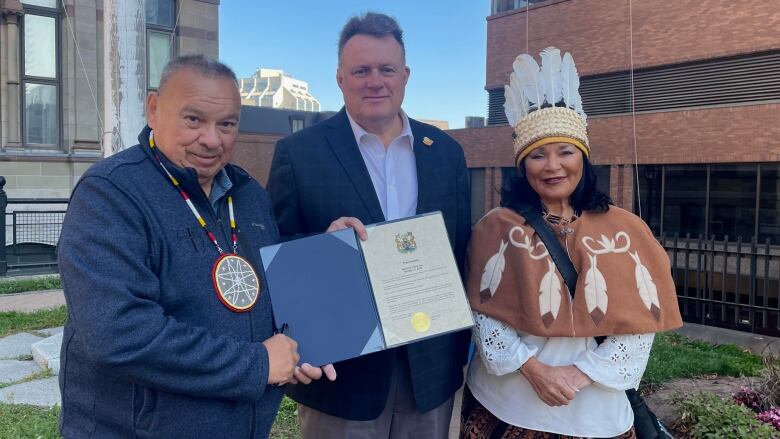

{"left": 516, "top": 204, "right": 578, "bottom": 299}
{"left": 517, "top": 204, "right": 608, "bottom": 346}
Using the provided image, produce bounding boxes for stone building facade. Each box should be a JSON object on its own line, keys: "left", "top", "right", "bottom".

{"left": 0, "top": 0, "right": 219, "bottom": 199}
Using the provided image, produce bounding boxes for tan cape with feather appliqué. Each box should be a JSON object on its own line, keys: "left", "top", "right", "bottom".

{"left": 467, "top": 207, "right": 683, "bottom": 338}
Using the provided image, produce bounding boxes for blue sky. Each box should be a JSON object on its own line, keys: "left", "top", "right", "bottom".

{"left": 219, "top": 1, "right": 489, "bottom": 129}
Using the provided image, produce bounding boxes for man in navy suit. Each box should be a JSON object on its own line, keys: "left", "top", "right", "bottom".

{"left": 267, "top": 11, "right": 471, "bottom": 439}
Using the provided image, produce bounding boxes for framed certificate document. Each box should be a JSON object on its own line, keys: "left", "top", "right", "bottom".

{"left": 259, "top": 212, "right": 474, "bottom": 366}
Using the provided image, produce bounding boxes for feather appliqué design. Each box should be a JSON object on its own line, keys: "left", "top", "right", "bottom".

{"left": 584, "top": 253, "right": 608, "bottom": 325}
{"left": 539, "top": 258, "right": 563, "bottom": 328}
{"left": 479, "top": 240, "right": 509, "bottom": 303}
{"left": 629, "top": 251, "right": 661, "bottom": 320}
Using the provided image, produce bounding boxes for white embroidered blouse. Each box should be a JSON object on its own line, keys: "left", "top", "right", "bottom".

{"left": 467, "top": 311, "right": 654, "bottom": 437}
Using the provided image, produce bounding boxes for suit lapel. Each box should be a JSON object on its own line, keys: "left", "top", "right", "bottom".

{"left": 411, "top": 120, "right": 435, "bottom": 215}
{"left": 325, "top": 109, "right": 385, "bottom": 223}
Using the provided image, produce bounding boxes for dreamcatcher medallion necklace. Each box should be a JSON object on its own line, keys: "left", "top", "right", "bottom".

{"left": 148, "top": 131, "right": 260, "bottom": 312}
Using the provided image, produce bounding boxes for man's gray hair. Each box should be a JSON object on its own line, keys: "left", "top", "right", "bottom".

{"left": 158, "top": 54, "right": 238, "bottom": 92}
{"left": 338, "top": 12, "right": 405, "bottom": 62}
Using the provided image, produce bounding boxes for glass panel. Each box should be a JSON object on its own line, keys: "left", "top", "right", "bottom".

{"left": 25, "top": 83, "right": 58, "bottom": 145}
{"left": 147, "top": 31, "right": 172, "bottom": 89}
{"left": 709, "top": 164, "right": 757, "bottom": 241}
{"left": 22, "top": 0, "right": 58, "bottom": 8}
{"left": 24, "top": 14, "right": 57, "bottom": 78}
{"left": 593, "top": 165, "right": 611, "bottom": 200}
{"left": 635, "top": 165, "right": 662, "bottom": 235}
{"left": 146, "top": 0, "right": 175, "bottom": 27}
{"left": 663, "top": 165, "right": 707, "bottom": 238}
{"left": 470, "top": 168, "right": 486, "bottom": 225}
{"left": 290, "top": 118, "right": 304, "bottom": 133}
{"left": 759, "top": 164, "right": 780, "bottom": 245}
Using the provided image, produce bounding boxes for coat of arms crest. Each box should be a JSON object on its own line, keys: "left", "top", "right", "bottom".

{"left": 395, "top": 232, "right": 417, "bottom": 253}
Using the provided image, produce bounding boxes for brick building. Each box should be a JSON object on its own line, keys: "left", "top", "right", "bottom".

{"left": 450, "top": 0, "right": 780, "bottom": 244}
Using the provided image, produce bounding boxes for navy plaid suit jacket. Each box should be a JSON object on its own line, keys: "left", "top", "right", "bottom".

{"left": 267, "top": 108, "right": 472, "bottom": 421}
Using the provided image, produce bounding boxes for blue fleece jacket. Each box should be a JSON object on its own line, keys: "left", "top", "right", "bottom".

{"left": 58, "top": 127, "right": 283, "bottom": 438}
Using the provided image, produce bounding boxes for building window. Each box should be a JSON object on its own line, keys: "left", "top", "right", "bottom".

{"left": 21, "top": 0, "right": 60, "bottom": 148}
{"left": 146, "top": 0, "right": 176, "bottom": 90}
{"left": 289, "top": 116, "right": 305, "bottom": 133}
{"left": 635, "top": 164, "right": 772, "bottom": 243}
{"left": 491, "top": 0, "right": 550, "bottom": 15}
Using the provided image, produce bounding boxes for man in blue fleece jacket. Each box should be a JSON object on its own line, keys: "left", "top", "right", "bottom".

{"left": 57, "top": 55, "right": 329, "bottom": 439}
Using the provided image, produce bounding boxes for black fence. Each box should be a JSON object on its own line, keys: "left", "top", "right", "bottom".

{"left": 665, "top": 233, "right": 780, "bottom": 337}
{"left": 0, "top": 177, "right": 67, "bottom": 276}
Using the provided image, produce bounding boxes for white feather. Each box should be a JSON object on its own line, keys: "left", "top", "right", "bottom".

{"left": 510, "top": 73, "right": 530, "bottom": 118}
{"left": 540, "top": 47, "right": 562, "bottom": 106}
{"left": 512, "top": 54, "right": 543, "bottom": 109}
{"left": 480, "top": 240, "right": 509, "bottom": 296}
{"left": 504, "top": 85, "right": 520, "bottom": 127}
{"left": 630, "top": 251, "right": 661, "bottom": 319}
{"left": 584, "top": 253, "right": 608, "bottom": 324}
{"left": 560, "top": 52, "right": 579, "bottom": 109}
{"left": 539, "top": 259, "right": 562, "bottom": 327}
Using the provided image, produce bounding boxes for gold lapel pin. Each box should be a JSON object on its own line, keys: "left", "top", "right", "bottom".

{"left": 422, "top": 137, "right": 434, "bottom": 146}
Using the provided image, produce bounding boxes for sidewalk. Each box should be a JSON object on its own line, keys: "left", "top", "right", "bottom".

{"left": 0, "top": 289, "right": 65, "bottom": 313}
{"left": 0, "top": 289, "right": 65, "bottom": 408}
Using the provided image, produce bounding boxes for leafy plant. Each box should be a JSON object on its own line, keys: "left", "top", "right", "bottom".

{"left": 676, "top": 393, "right": 777, "bottom": 438}
{"left": 734, "top": 385, "right": 764, "bottom": 412}
{"left": 757, "top": 407, "right": 780, "bottom": 431}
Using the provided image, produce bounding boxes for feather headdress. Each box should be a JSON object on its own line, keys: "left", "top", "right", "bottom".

{"left": 504, "top": 47, "right": 589, "bottom": 165}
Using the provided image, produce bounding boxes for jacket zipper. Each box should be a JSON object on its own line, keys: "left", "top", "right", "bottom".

{"left": 204, "top": 190, "right": 257, "bottom": 438}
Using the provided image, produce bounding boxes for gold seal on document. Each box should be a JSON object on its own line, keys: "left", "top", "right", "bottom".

{"left": 411, "top": 312, "right": 431, "bottom": 333}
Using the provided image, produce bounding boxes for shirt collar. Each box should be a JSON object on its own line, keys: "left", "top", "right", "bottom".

{"left": 345, "top": 110, "right": 414, "bottom": 147}
{"left": 208, "top": 168, "right": 233, "bottom": 210}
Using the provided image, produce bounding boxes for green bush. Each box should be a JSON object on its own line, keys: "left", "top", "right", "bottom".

{"left": 676, "top": 393, "right": 777, "bottom": 438}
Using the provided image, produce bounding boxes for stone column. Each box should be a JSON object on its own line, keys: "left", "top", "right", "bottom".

{"left": 102, "top": 0, "right": 145, "bottom": 156}
{"left": 1, "top": 0, "right": 23, "bottom": 149}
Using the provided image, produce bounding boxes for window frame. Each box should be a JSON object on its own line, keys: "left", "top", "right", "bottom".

{"left": 19, "top": 0, "right": 62, "bottom": 150}
{"left": 146, "top": 0, "right": 177, "bottom": 91}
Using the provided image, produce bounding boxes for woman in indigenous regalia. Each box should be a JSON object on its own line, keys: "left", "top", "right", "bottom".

{"left": 460, "top": 48, "right": 683, "bottom": 439}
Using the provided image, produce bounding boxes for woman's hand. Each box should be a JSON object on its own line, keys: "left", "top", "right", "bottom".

{"left": 559, "top": 365, "right": 592, "bottom": 391}
{"left": 520, "top": 357, "right": 579, "bottom": 406}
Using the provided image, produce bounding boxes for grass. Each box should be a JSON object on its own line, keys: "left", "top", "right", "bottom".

{"left": 0, "top": 397, "right": 295, "bottom": 439}
{"left": 0, "top": 276, "right": 61, "bottom": 295}
{"left": 0, "top": 404, "right": 61, "bottom": 439}
{"left": 0, "top": 368, "right": 53, "bottom": 390}
{"left": 642, "top": 332, "right": 764, "bottom": 387}
{"left": 0, "top": 306, "right": 67, "bottom": 338}
{"left": 270, "top": 396, "right": 300, "bottom": 439}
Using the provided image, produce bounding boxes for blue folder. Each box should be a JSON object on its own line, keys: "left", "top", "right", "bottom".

{"left": 260, "top": 228, "right": 385, "bottom": 366}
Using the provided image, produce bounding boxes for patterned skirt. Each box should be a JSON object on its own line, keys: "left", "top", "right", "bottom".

{"left": 460, "top": 386, "right": 637, "bottom": 439}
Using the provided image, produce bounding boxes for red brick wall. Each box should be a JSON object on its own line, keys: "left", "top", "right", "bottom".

{"left": 487, "top": 0, "right": 780, "bottom": 88}
{"left": 231, "top": 132, "right": 284, "bottom": 187}
{"left": 450, "top": 102, "right": 780, "bottom": 211}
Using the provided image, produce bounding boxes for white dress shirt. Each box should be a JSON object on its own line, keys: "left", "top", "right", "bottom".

{"left": 346, "top": 111, "right": 418, "bottom": 220}
{"left": 468, "top": 311, "right": 654, "bottom": 437}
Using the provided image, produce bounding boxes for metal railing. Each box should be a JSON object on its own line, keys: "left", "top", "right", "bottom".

{"left": 664, "top": 233, "right": 780, "bottom": 337}
{"left": 0, "top": 177, "right": 68, "bottom": 276}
